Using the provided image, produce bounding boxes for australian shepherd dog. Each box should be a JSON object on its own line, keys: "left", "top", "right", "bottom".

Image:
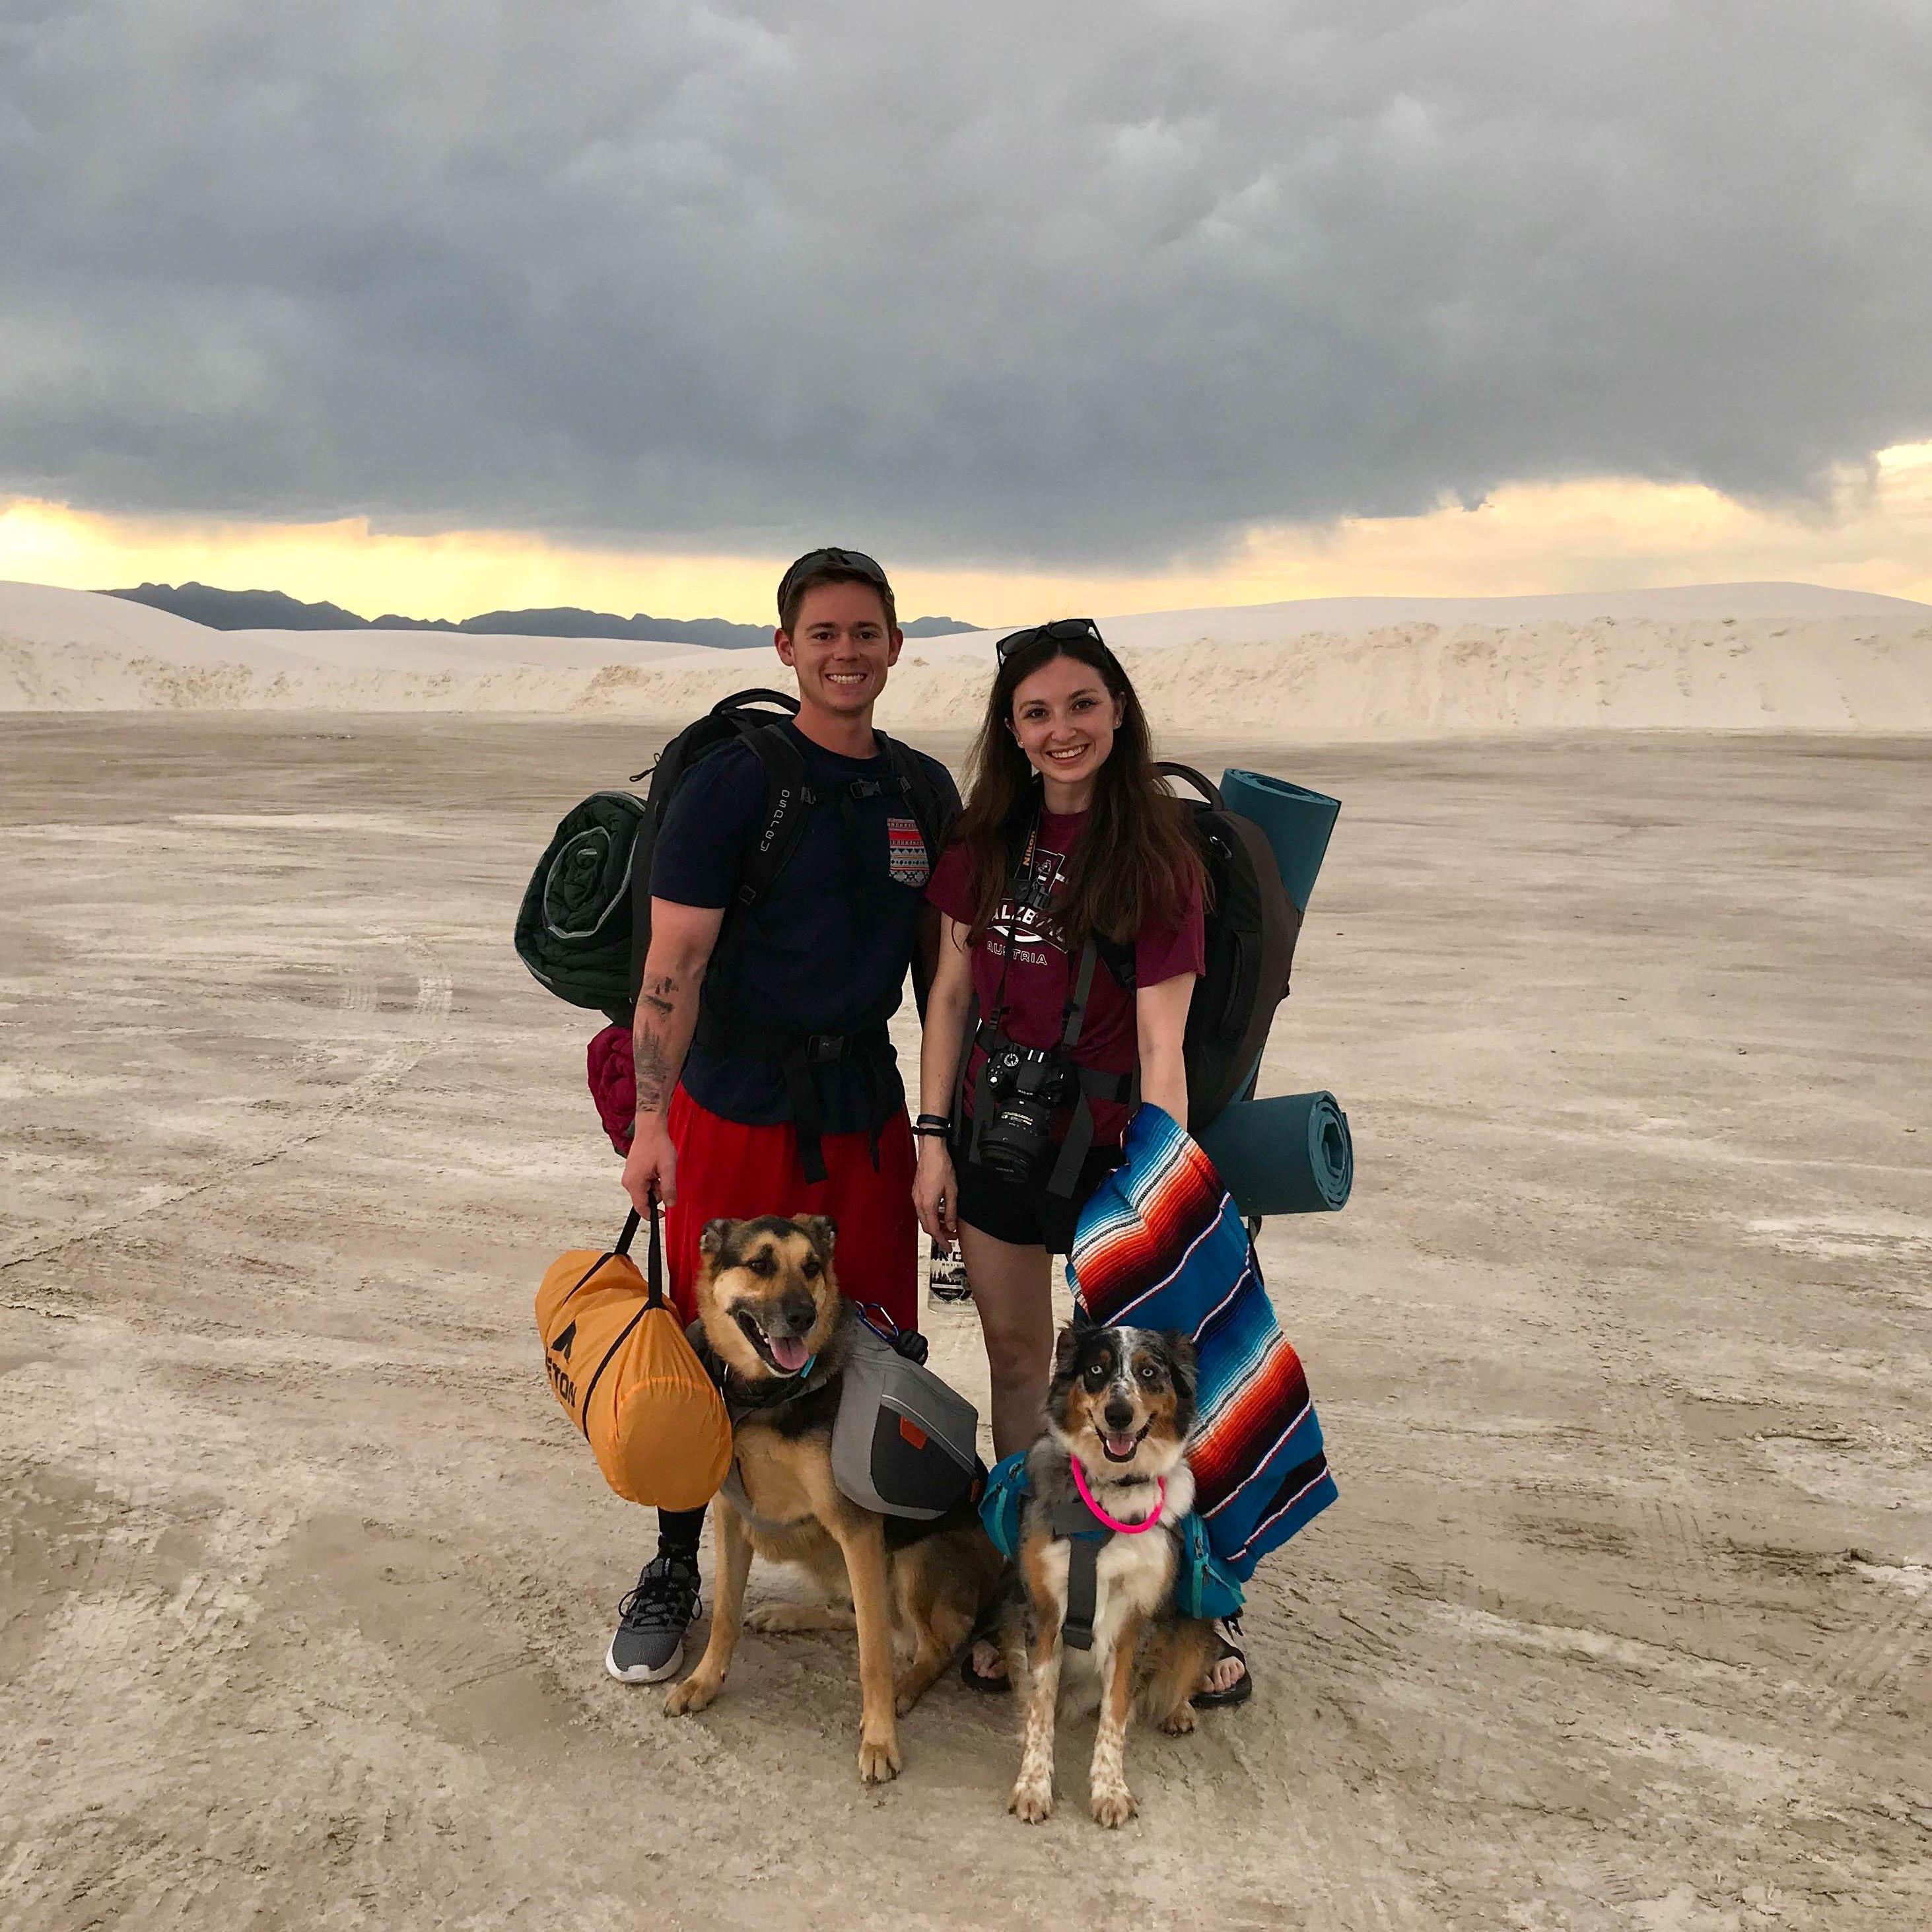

{"left": 1004, "top": 1323, "right": 1218, "bottom": 1826}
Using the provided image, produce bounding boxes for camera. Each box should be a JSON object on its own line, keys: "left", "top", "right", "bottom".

{"left": 975, "top": 1043, "right": 1074, "bottom": 1184}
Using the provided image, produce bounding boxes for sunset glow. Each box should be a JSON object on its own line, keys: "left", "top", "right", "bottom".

{"left": 7, "top": 444, "right": 1931, "bottom": 630}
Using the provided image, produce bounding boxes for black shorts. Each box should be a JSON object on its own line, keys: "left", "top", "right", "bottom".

{"left": 954, "top": 1146, "right": 1123, "bottom": 1255}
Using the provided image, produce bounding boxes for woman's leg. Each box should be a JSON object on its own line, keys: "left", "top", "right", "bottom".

{"left": 959, "top": 1220, "right": 1055, "bottom": 1459}
{"left": 957, "top": 1220, "right": 1054, "bottom": 1686}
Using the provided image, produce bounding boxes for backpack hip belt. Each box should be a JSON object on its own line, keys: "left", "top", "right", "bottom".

{"left": 692, "top": 993, "right": 899, "bottom": 1184}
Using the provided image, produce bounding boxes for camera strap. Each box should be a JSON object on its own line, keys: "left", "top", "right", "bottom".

{"left": 982, "top": 819, "right": 1039, "bottom": 1040}
{"left": 968, "top": 811, "right": 1133, "bottom": 1192}
{"left": 967, "top": 819, "right": 1041, "bottom": 1169}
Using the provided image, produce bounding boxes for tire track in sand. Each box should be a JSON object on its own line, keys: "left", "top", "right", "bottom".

{"left": 1814, "top": 1570, "right": 1932, "bottom": 1732}
{"left": 0, "top": 930, "right": 452, "bottom": 1294}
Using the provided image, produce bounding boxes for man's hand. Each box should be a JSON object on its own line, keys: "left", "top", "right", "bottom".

{"left": 912, "top": 1139, "right": 958, "bottom": 1245}
{"left": 623, "top": 1115, "right": 679, "bottom": 1211}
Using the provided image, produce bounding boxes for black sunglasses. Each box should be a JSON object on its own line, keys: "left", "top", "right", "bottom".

{"left": 994, "top": 616, "right": 1107, "bottom": 664}
{"left": 777, "top": 547, "right": 890, "bottom": 612}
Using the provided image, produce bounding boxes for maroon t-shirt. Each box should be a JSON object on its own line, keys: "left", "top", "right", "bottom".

{"left": 925, "top": 810, "right": 1205, "bottom": 1151}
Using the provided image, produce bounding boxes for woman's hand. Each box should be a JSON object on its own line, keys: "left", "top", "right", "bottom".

{"left": 913, "top": 1138, "right": 959, "bottom": 1246}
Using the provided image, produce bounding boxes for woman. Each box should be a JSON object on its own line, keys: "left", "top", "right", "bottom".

{"left": 914, "top": 618, "right": 1247, "bottom": 1702}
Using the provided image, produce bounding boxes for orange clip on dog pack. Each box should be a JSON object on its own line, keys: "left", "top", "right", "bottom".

{"left": 535, "top": 1198, "right": 732, "bottom": 1510}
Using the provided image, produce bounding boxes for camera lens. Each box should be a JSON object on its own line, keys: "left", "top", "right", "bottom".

{"left": 974, "top": 1043, "right": 1074, "bottom": 1185}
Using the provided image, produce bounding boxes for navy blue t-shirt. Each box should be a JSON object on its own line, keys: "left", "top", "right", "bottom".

{"left": 649, "top": 721, "right": 959, "bottom": 1132}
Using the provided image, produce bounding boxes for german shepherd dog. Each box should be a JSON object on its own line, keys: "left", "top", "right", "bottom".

{"left": 664, "top": 1214, "right": 1002, "bottom": 1784}
{"left": 1004, "top": 1323, "right": 1217, "bottom": 1826}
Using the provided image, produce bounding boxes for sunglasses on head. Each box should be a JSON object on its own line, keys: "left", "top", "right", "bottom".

{"left": 994, "top": 616, "right": 1107, "bottom": 664}
{"left": 777, "top": 547, "right": 890, "bottom": 613}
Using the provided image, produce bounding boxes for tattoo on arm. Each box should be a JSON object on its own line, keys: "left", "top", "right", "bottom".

{"left": 640, "top": 973, "right": 678, "bottom": 1019}
{"left": 633, "top": 1026, "right": 675, "bottom": 1115}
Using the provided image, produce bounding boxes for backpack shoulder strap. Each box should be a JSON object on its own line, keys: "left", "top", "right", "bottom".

{"left": 729, "top": 718, "right": 813, "bottom": 913}
{"left": 1093, "top": 932, "right": 1136, "bottom": 989}
{"left": 627, "top": 698, "right": 809, "bottom": 1006}
{"left": 874, "top": 733, "right": 957, "bottom": 855}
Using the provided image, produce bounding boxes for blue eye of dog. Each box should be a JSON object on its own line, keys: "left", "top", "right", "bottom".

{"left": 1084, "top": 1361, "right": 1109, "bottom": 1387}
{"left": 1136, "top": 1362, "right": 1161, "bottom": 1385}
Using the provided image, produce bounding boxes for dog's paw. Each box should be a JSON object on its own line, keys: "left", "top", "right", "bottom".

{"left": 1159, "top": 1701, "right": 1197, "bottom": 1737}
{"left": 664, "top": 1673, "right": 720, "bottom": 1717}
{"left": 746, "top": 1602, "right": 828, "bottom": 1635}
{"left": 857, "top": 1730, "right": 902, "bottom": 1785}
{"left": 1090, "top": 1782, "right": 1138, "bottom": 1829}
{"left": 893, "top": 1667, "right": 939, "bottom": 1715}
{"left": 1007, "top": 1778, "right": 1054, "bottom": 1824}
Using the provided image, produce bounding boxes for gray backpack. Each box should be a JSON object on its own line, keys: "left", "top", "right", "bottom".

{"left": 831, "top": 1316, "right": 981, "bottom": 1520}
{"left": 715, "top": 1309, "right": 983, "bottom": 1529}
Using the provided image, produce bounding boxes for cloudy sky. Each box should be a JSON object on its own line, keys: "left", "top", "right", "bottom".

{"left": 5, "top": 0, "right": 1931, "bottom": 620}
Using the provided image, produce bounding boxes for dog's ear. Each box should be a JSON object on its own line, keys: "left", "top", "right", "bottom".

{"left": 698, "top": 1218, "right": 736, "bottom": 1261}
{"left": 1161, "top": 1330, "right": 1199, "bottom": 1409}
{"left": 1051, "top": 1323, "right": 1084, "bottom": 1383}
{"left": 793, "top": 1214, "right": 836, "bottom": 1262}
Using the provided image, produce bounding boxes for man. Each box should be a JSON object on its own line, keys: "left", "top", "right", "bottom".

{"left": 607, "top": 547, "right": 959, "bottom": 1684}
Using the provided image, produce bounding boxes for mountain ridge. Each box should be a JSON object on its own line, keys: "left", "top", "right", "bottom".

{"left": 104, "top": 580, "right": 979, "bottom": 646}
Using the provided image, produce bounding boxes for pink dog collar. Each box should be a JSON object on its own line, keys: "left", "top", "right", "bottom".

{"left": 1070, "top": 1456, "right": 1167, "bottom": 1533}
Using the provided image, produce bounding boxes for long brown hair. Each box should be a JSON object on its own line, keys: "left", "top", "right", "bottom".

{"left": 952, "top": 629, "right": 1205, "bottom": 951}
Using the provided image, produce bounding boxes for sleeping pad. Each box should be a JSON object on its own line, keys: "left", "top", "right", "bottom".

{"left": 1196, "top": 1090, "right": 1352, "bottom": 1218}
{"left": 1219, "top": 769, "right": 1340, "bottom": 914}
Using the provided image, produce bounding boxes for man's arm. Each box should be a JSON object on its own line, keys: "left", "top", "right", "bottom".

{"left": 619, "top": 897, "right": 724, "bottom": 1211}
{"left": 909, "top": 753, "right": 960, "bottom": 1016}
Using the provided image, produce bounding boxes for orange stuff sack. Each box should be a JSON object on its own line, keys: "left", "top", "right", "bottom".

{"left": 535, "top": 1205, "right": 732, "bottom": 1511}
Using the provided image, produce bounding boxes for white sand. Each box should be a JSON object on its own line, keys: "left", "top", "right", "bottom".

{"left": 3, "top": 576, "right": 1929, "bottom": 732}
{"left": 4, "top": 715, "right": 1927, "bottom": 1927}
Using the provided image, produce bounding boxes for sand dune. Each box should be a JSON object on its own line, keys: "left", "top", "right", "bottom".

{"left": 3, "top": 576, "right": 1929, "bottom": 732}
{"left": 0, "top": 582, "right": 717, "bottom": 711}
{"left": 931, "top": 578, "right": 1932, "bottom": 657}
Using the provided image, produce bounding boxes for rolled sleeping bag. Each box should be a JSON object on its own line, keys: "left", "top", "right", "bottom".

{"left": 514, "top": 790, "right": 647, "bottom": 1019}
{"left": 1220, "top": 769, "right": 1340, "bottom": 914}
{"left": 1196, "top": 1089, "right": 1352, "bottom": 1217}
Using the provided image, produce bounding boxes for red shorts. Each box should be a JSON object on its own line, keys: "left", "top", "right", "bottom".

{"left": 664, "top": 1086, "right": 918, "bottom": 1332}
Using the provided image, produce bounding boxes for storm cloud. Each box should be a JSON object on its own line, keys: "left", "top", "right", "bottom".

{"left": 5, "top": 0, "right": 1931, "bottom": 567}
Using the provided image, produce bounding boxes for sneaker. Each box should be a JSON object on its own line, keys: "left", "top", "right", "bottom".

{"left": 605, "top": 1551, "right": 701, "bottom": 1683}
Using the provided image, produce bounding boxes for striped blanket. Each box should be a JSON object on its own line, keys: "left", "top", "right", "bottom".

{"left": 1068, "top": 1105, "right": 1337, "bottom": 1579}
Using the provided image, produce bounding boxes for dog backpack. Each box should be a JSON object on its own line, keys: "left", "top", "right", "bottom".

{"left": 829, "top": 1313, "right": 982, "bottom": 1520}
{"left": 980, "top": 1450, "right": 1030, "bottom": 1559}
{"left": 535, "top": 1204, "right": 732, "bottom": 1510}
{"left": 978, "top": 1451, "right": 1244, "bottom": 1624}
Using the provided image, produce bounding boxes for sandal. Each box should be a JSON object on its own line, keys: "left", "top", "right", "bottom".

{"left": 959, "top": 1588, "right": 1014, "bottom": 1695}
{"left": 1191, "top": 1618, "right": 1253, "bottom": 1709}
{"left": 960, "top": 1640, "right": 1012, "bottom": 1694}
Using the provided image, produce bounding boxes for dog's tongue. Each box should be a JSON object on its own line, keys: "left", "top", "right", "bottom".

{"left": 1104, "top": 1433, "right": 1139, "bottom": 1461}
{"left": 769, "top": 1334, "right": 810, "bottom": 1374}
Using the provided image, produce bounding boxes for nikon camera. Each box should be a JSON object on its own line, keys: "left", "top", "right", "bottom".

{"left": 974, "top": 1043, "right": 1075, "bottom": 1185}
